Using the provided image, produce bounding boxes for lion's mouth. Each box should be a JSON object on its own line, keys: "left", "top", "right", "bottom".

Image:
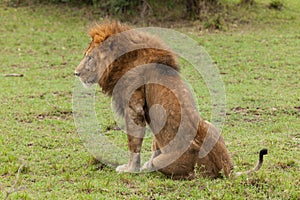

{"left": 82, "top": 82, "right": 92, "bottom": 88}
{"left": 79, "top": 80, "right": 95, "bottom": 88}
{"left": 82, "top": 78, "right": 99, "bottom": 88}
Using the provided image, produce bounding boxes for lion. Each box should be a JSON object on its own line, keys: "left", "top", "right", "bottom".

{"left": 75, "top": 21, "right": 267, "bottom": 179}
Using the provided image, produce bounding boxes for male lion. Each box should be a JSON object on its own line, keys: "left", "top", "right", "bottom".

{"left": 75, "top": 21, "right": 267, "bottom": 179}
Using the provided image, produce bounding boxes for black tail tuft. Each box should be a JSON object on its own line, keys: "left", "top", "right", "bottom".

{"left": 259, "top": 148, "right": 268, "bottom": 162}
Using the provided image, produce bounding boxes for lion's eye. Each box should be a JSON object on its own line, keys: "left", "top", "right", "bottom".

{"left": 87, "top": 56, "right": 93, "bottom": 63}
{"left": 85, "top": 56, "right": 94, "bottom": 71}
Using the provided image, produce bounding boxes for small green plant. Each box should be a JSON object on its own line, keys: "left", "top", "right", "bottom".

{"left": 203, "top": 15, "right": 226, "bottom": 30}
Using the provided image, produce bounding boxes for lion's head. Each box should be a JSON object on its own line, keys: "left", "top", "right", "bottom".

{"left": 75, "top": 21, "right": 131, "bottom": 87}
{"left": 74, "top": 48, "right": 101, "bottom": 87}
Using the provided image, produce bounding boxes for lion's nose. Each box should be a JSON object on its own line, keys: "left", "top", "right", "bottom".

{"left": 74, "top": 71, "right": 80, "bottom": 77}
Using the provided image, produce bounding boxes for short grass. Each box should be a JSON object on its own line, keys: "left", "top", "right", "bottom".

{"left": 0, "top": 1, "right": 299, "bottom": 199}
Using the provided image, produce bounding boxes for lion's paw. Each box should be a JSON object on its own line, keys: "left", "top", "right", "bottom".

{"left": 116, "top": 164, "right": 140, "bottom": 173}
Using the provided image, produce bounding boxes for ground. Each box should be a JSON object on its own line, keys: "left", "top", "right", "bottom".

{"left": 0, "top": 0, "right": 299, "bottom": 199}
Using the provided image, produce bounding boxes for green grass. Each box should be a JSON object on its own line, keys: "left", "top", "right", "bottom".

{"left": 1, "top": 1, "right": 299, "bottom": 199}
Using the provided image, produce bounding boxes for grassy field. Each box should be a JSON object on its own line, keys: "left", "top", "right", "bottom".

{"left": 0, "top": 0, "right": 299, "bottom": 199}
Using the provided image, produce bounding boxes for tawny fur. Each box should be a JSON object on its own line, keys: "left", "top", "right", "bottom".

{"left": 75, "top": 21, "right": 265, "bottom": 179}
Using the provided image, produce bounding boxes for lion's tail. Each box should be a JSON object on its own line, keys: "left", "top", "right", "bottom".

{"left": 234, "top": 148, "right": 268, "bottom": 177}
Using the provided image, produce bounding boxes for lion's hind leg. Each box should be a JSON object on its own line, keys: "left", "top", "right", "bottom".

{"left": 147, "top": 147, "right": 198, "bottom": 179}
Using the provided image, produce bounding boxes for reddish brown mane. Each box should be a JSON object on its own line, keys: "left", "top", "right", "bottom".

{"left": 85, "top": 21, "right": 131, "bottom": 55}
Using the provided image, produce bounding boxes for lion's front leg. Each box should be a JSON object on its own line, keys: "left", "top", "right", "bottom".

{"left": 116, "top": 151, "right": 142, "bottom": 173}
{"left": 116, "top": 90, "right": 146, "bottom": 173}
